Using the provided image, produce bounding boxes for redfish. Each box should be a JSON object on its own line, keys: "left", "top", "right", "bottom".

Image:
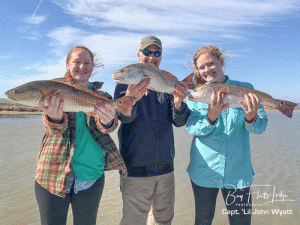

{"left": 189, "top": 83, "right": 297, "bottom": 118}
{"left": 112, "top": 63, "right": 193, "bottom": 93}
{"left": 5, "top": 80, "right": 134, "bottom": 116}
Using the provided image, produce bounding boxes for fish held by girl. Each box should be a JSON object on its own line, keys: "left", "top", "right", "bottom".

{"left": 188, "top": 83, "right": 297, "bottom": 118}
{"left": 5, "top": 80, "right": 135, "bottom": 116}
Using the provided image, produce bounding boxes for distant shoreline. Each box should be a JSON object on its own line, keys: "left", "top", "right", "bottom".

{"left": 0, "top": 111, "right": 42, "bottom": 118}
{"left": 1, "top": 109, "right": 299, "bottom": 118}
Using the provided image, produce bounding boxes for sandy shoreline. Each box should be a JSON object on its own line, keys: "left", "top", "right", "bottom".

{"left": 0, "top": 111, "right": 42, "bottom": 118}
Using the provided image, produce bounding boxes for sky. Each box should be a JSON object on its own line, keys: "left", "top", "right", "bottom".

{"left": 1, "top": 0, "right": 299, "bottom": 102}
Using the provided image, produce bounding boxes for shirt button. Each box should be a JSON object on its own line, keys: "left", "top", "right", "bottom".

{"left": 77, "top": 129, "right": 80, "bottom": 132}
{"left": 74, "top": 145, "right": 78, "bottom": 148}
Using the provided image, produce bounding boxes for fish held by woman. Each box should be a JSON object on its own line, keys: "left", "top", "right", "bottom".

{"left": 4, "top": 80, "right": 135, "bottom": 116}
{"left": 188, "top": 83, "right": 297, "bottom": 118}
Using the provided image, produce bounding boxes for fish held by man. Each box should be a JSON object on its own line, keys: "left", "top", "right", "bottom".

{"left": 4, "top": 80, "right": 135, "bottom": 116}
{"left": 188, "top": 83, "right": 297, "bottom": 118}
{"left": 112, "top": 63, "right": 194, "bottom": 94}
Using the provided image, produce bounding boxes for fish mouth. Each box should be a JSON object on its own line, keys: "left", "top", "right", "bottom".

{"left": 112, "top": 77, "right": 124, "bottom": 83}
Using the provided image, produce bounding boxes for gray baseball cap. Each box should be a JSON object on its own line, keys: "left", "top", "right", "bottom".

{"left": 138, "top": 35, "right": 162, "bottom": 51}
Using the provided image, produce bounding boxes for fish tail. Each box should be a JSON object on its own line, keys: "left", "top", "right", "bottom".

{"left": 276, "top": 100, "right": 297, "bottom": 118}
{"left": 182, "top": 73, "right": 196, "bottom": 89}
{"left": 112, "top": 96, "right": 135, "bottom": 116}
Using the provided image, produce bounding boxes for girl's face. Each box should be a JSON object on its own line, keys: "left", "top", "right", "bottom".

{"left": 195, "top": 53, "right": 226, "bottom": 83}
{"left": 67, "top": 49, "right": 93, "bottom": 83}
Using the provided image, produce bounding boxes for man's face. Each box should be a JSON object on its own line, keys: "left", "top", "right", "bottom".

{"left": 138, "top": 44, "right": 162, "bottom": 68}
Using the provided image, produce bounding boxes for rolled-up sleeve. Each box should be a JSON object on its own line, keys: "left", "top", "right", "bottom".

{"left": 42, "top": 113, "right": 68, "bottom": 132}
{"left": 245, "top": 106, "right": 268, "bottom": 134}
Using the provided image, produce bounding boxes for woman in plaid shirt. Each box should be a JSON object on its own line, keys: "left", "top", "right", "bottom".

{"left": 34, "top": 46, "right": 128, "bottom": 225}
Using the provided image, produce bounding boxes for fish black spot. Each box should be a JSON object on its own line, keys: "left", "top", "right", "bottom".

{"left": 118, "top": 100, "right": 122, "bottom": 105}
{"left": 280, "top": 101, "right": 284, "bottom": 106}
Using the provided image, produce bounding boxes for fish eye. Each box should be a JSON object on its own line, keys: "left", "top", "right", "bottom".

{"left": 118, "top": 100, "right": 122, "bottom": 105}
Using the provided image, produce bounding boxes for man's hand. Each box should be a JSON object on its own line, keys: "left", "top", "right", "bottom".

{"left": 125, "top": 78, "right": 151, "bottom": 104}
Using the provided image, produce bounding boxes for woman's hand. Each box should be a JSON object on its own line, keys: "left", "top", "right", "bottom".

{"left": 239, "top": 93, "right": 260, "bottom": 123}
{"left": 207, "top": 91, "right": 231, "bottom": 124}
{"left": 38, "top": 94, "right": 64, "bottom": 123}
{"left": 125, "top": 78, "right": 151, "bottom": 104}
{"left": 94, "top": 102, "right": 116, "bottom": 125}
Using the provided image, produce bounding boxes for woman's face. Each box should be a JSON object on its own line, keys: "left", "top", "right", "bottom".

{"left": 195, "top": 53, "right": 226, "bottom": 83}
{"left": 67, "top": 49, "right": 93, "bottom": 83}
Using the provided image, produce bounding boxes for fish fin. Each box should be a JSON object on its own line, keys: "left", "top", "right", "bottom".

{"left": 276, "top": 100, "right": 297, "bottom": 118}
{"left": 45, "top": 90, "right": 61, "bottom": 97}
{"left": 182, "top": 73, "right": 195, "bottom": 89}
{"left": 44, "top": 90, "right": 61, "bottom": 103}
{"left": 54, "top": 81, "right": 108, "bottom": 100}
{"left": 160, "top": 70, "right": 179, "bottom": 81}
{"left": 218, "top": 86, "right": 230, "bottom": 94}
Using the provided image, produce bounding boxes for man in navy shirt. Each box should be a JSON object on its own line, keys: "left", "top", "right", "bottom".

{"left": 114, "top": 35, "right": 190, "bottom": 225}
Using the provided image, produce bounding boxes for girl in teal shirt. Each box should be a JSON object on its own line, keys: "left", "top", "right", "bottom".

{"left": 186, "top": 45, "right": 268, "bottom": 225}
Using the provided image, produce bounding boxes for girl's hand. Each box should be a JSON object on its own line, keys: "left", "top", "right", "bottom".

{"left": 38, "top": 94, "right": 64, "bottom": 123}
{"left": 94, "top": 102, "right": 116, "bottom": 125}
{"left": 239, "top": 93, "right": 260, "bottom": 123}
{"left": 207, "top": 91, "right": 231, "bottom": 124}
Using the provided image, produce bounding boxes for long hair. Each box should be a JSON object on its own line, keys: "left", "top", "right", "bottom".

{"left": 64, "top": 46, "right": 103, "bottom": 84}
{"left": 192, "top": 45, "right": 225, "bottom": 85}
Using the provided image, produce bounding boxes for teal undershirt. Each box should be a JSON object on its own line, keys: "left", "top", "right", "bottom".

{"left": 72, "top": 83, "right": 106, "bottom": 182}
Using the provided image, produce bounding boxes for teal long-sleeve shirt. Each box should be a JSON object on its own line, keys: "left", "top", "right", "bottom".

{"left": 186, "top": 77, "right": 268, "bottom": 189}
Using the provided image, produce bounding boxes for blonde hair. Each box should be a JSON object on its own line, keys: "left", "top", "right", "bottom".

{"left": 64, "top": 46, "right": 103, "bottom": 84}
{"left": 192, "top": 45, "right": 226, "bottom": 85}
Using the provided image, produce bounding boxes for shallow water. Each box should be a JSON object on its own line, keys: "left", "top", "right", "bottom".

{"left": 0, "top": 112, "right": 299, "bottom": 224}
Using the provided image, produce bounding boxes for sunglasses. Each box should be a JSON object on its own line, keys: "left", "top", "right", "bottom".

{"left": 141, "top": 49, "right": 162, "bottom": 57}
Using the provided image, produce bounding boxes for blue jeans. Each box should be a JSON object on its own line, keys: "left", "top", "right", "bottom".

{"left": 35, "top": 174, "right": 105, "bottom": 225}
{"left": 191, "top": 180, "right": 252, "bottom": 225}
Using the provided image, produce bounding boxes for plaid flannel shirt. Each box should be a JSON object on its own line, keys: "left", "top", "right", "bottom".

{"left": 35, "top": 78, "right": 128, "bottom": 197}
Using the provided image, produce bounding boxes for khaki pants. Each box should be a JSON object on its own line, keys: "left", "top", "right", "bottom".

{"left": 120, "top": 172, "right": 175, "bottom": 225}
